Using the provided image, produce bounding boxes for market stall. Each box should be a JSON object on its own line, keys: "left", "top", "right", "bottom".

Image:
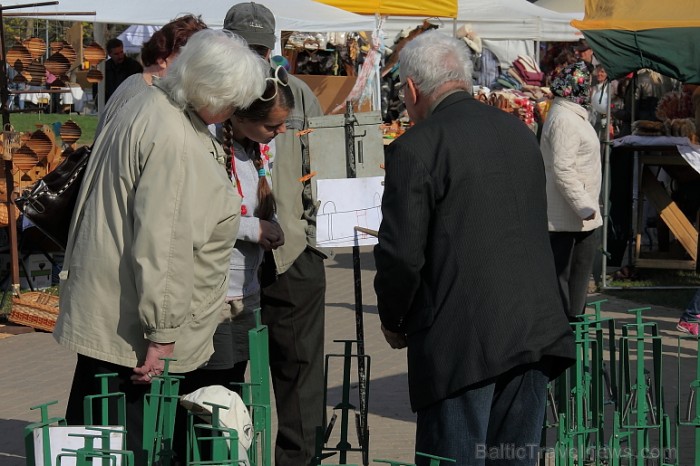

{"left": 572, "top": 0, "right": 700, "bottom": 281}
{"left": 571, "top": 0, "right": 700, "bottom": 84}
{"left": 372, "top": 0, "right": 581, "bottom": 66}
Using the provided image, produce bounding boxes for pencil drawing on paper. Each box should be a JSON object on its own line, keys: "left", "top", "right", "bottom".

{"left": 316, "top": 176, "right": 384, "bottom": 248}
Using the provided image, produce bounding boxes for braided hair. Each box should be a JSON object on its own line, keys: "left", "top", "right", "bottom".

{"left": 225, "top": 76, "right": 295, "bottom": 221}
{"left": 221, "top": 118, "right": 276, "bottom": 221}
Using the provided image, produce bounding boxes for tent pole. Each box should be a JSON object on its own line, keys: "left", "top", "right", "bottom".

{"left": 373, "top": 14, "right": 382, "bottom": 112}
{"left": 601, "top": 85, "right": 612, "bottom": 288}
{"left": 95, "top": 22, "right": 106, "bottom": 116}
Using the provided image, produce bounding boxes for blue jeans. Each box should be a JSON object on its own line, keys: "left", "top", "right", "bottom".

{"left": 415, "top": 361, "right": 550, "bottom": 466}
{"left": 680, "top": 289, "right": 700, "bottom": 322}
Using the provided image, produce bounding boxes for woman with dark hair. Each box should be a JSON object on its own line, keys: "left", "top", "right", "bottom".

{"left": 96, "top": 14, "right": 207, "bottom": 135}
{"left": 189, "top": 65, "right": 293, "bottom": 387}
{"left": 173, "top": 66, "right": 293, "bottom": 463}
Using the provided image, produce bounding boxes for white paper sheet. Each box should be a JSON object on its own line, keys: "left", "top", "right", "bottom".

{"left": 33, "top": 426, "right": 124, "bottom": 466}
{"left": 316, "top": 176, "right": 384, "bottom": 248}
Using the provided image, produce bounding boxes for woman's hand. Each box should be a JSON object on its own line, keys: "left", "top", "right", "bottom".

{"left": 131, "top": 341, "right": 175, "bottom": 384}
{"left": 260, "top": 220, "right": 285, "bottom": 251}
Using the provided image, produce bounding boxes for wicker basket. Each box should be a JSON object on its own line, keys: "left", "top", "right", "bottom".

{"left": 9, "top": 291, "right": 59, "bottom": 332}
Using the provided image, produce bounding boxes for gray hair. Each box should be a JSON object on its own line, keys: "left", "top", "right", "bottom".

{"left": 160, "top": 28, "right": 267, "bottom": 115}
{"left": 399, "top": 30, "right": 473, "bottom": 97}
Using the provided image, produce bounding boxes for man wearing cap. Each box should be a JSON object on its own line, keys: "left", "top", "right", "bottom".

{"left": 223, "top": 3, "right": 326, "bottom": 465}
{"left": 575, "top": 39, "right": 594, "bottom": 71}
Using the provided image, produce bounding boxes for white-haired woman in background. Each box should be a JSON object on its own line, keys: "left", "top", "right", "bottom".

{"left": 54, "top": 29, "right": 267, "bottom": 465}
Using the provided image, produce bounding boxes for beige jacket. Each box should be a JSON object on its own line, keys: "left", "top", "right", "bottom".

{"left": 268, "top": 74, "right": 324, "bottom": 274}
{"left": 540, "top": 97, "right": 603, "bottom": 232}
{"left": 54, "top": 83, "right": 240, "bottom": 372}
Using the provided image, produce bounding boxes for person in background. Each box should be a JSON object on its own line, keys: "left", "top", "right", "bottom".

{"left": 104, "top": 37, "right": 143, "bottom": 103}
{"left": 173, "top": 66, "right": 292, "bottom": 464}
{"left": 54, "top": 29, "right": 266, "bottom": 466}
{"left": 590, "top": 64, "right": 610, "bottom": 140}
{"left": 373, "top": 30, "right": 575, "bottom": 465}
{"left": 678, "top": 289, "right": 700, "bottom": 335}
{"left": 575, "top": 39, "right": 594, "bottom": 71}
{"left": 96, "top": 14, "right": 207, "bottom": 135}
{"left": 540, "top": 61, "right": 602, "bottom": 322}
{"left": 635, "top": 68, "right": 677, "bottom": 121}
{"left": 223, "top": 3, "right": 326, "bottom": 464}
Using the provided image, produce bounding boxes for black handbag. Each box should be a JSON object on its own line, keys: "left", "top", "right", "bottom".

{"left": 14, "top": 144, "right": 92, "bottom": 249}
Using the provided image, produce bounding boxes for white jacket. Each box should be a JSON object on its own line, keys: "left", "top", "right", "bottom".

{"left": 540, "top": 97, "right": 603, "bottom": 232}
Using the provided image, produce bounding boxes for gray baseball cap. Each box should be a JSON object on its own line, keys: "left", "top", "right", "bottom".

{"left": 223, "top": 2, "right": 276, "bottom": 50}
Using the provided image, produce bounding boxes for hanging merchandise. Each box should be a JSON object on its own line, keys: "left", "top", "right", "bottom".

{"left": 330, "top": 25, "right": 382, "bottom": 114}
{"left": 283, "top": 30, "right": 367, "bottom": 77}
{"left": 2, "top": 124, "right": 21, "bottom": 161}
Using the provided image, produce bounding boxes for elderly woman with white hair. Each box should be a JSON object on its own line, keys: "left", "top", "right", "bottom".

{"left": 53, "top": 28, "right": 267, "bottom": 464}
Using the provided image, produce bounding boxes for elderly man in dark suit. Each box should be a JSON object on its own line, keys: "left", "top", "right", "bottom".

{"left": 374, "top": 31, "right": 576, "bottom": 466}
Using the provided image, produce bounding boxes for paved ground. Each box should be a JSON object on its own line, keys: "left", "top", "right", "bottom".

{"left": 0, "top": 247, "right": 698, "bottom": 465}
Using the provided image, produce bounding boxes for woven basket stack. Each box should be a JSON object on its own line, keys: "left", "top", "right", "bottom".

{"left": 9, "top": 291, "right": 59, "bottom": 332}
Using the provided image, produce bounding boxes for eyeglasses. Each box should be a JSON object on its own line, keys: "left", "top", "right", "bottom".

{"left": 260, "top": 66, "right": 289, "bottom": 102}
{"left": 397, "top": 80, "right": 407, "bottom": 101}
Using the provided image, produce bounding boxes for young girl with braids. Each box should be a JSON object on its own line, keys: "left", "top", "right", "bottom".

{"left": 175, "top": 69, "right": 294, "bottom": 460}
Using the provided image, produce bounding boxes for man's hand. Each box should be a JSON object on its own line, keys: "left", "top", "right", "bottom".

{"left": 381, "top": 324, "right": 407, "bottom": 349}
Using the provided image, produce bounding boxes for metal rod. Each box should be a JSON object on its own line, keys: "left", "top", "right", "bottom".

{"left": 354, "top": 226, "right": 378, "bottom": 237}
{"left": 3, "top": 11, "right": 95, "bottom": 16}
{"left": 345, "top": 100, "right": 369, "bottom": 465}
{"left": 0, "top": 1, "right": 57, "bottom": 11}
{"left": 601, "top": 84, "right": 612, "bottom": 289}
{"left": 0, "top": 5, "right": 21, "bottom": 292}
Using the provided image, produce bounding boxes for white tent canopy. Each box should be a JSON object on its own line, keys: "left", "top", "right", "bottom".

{"left": 375, "top": 0, "right": 582, "bottom": 68}
{"left": 378, "top": 0, "right": 581, "bottom": 42}
{"left": 117, "top": 24, "right": 160, "bottom": 54}
{"left": 7, "top": 0, "right": 376, "bottom": 32}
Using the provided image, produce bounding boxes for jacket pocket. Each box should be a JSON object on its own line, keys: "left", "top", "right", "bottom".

{"left": 191, "top": 272, "right": 229, "bottom": 321}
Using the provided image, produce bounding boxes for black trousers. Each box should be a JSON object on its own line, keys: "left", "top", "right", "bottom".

{"left": 261, "top": 247, "right": 326, "bottom": 466}
{"left": 549, "top": 228, "right": 600, "bottom": 320}
{"left": 65, "top": 354, "right": 151, "bottom": 466}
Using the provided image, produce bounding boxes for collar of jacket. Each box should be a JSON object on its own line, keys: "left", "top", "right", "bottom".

{"left": 151, "top": 78, "right": 207, "bottom": 129}
{"left": 429, "top": 89, "right": 472, "bottom": 117}
{"left": 552, "top": 96, "right": 589, "bottom": 120}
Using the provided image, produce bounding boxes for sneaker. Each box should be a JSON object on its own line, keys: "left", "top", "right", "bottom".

{"left": 677, "top": 320, "right": 699, "bottom": 336}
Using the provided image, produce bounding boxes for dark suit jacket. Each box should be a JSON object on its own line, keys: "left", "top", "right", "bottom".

{"left": 374, "top": 91, "right": 575, "bottom": 411}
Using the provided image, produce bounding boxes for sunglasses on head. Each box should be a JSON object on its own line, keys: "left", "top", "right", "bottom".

{"left": 260, "top": 66, "right": 289, "bottom": 102}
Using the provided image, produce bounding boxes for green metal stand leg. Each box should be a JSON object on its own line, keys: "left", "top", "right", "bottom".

{"left": 142, "top": 358, "right": 182, "bottom": 466}
{"left": 317, "top": 339, "right": 371, "bottom": 464}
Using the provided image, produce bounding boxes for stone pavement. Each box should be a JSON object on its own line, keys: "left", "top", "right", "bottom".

{"left": 0, "top": 247, "right": 698, "bottom": 465}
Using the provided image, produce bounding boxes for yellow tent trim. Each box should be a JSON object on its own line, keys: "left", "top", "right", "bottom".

{"left": 314, "top": 0, "right": 457, "bottom": 18}
{"left": 572, "top": 19, "right": 700, "bottom": 31}
{"left": 577, "top": 0, "right": 700, "bottom": 29}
